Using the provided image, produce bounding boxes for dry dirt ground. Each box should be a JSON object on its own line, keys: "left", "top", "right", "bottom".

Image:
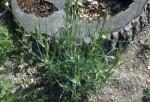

{"left": 98, "top": 25, "right": 150, "bottom": 102}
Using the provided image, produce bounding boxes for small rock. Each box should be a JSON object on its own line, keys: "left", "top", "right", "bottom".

{"left": 147, "top": 66, "right": 150, "bottom": 69}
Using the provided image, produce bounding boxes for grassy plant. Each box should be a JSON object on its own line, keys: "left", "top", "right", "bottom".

{"left": 143, "top": 85, "right": 150, "bottom": 102}
{"left": 0, "top": 0, "right": 123, "bottom": 101}
{"left": 27, "top": 15, "right": 119, "bottom": 102}
{"left": 0, "top": 24, "right": 14, "bottom": 57}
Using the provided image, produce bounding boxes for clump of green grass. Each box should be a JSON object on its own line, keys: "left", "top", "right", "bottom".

{"left": 143, "top": 85, "right": 150, "bottom": 102}
{"left": 0, "top": 24, "right": 14, "bottom": 57}
{"left": 28, "top": 20, "right": 120, "bottom": 101}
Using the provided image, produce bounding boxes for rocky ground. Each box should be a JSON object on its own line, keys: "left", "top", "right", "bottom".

{"left": 98, "top": 25, "right": 150, "bottom": 102}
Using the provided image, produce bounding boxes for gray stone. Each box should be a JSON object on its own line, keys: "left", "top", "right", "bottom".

{"left": 132, "top": 17, "right": 141, "bottom": 34}
{"left": 119, "top": 28, "right": 126, "bottom": 38}
{"left": 111, "top": 31, "right": 119, "bottom": 50}
{"left": 83, "top": 36, "right": 91, "bottom": 45}
{"left": 123, "top": 23, "right": 133, "bottom": 40}
{"left": 140, "top": 11, "right": 148, "bottom": 29}
{"left": 147, "top": 0, "right": 150, "bottom": 23}
{"left": 112, "top": 31, "right": 119, "bottom": 39}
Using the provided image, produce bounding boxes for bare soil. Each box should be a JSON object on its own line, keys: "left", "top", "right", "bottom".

{"left": 97, "top": 25, "right": 150, "bottom": 102}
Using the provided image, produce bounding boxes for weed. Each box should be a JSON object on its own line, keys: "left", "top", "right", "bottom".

{"left": 143, "top": 85, "right": 150, "bottom": 102}
{"left": 0, "top": 24, "right": 14, "bottom": 57}
{"left": 27, "top": 12, "right": 119, "bottom": 102}
{"left": 0, "top": 0, "right": 123, "bottom": 101}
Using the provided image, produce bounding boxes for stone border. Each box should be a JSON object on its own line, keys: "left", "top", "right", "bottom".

{"left": 109, "top": 0, "right": 150, "bottom": 51}
{"left": 11, "top": 0, "right": 149, "bottom": 45}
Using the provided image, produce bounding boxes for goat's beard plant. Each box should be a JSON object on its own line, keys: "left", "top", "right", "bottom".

{"left": 24, "top": 0, "right": 118, "bottom": 101}
{"left": 33, "top": 28, "right": 117, "bottom": 101}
